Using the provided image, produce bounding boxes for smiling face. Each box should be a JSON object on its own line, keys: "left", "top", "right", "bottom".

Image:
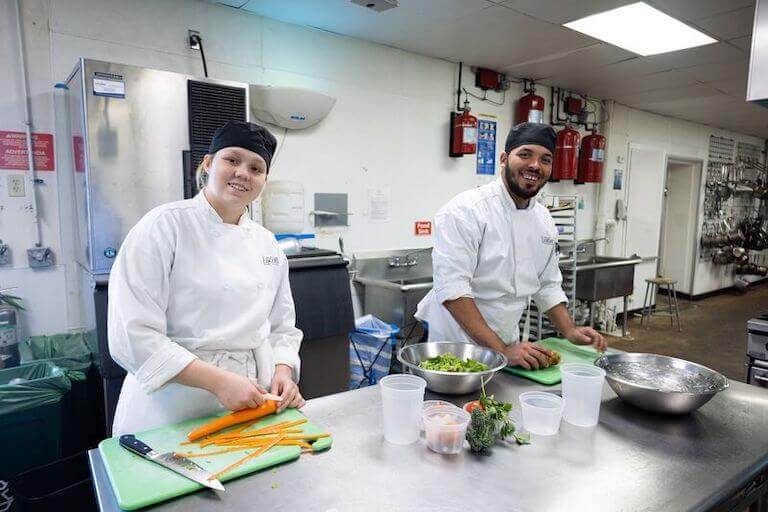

{"left": 501, "top": 144, "right": 553, "bottom": 201}
{"left": 203, "top": 146, "right": 268, "bottom": 211}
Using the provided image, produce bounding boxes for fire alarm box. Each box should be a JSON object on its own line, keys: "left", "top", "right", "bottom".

{"left": 565, "top": 97, "right": 584, "bottom": 116}
{"left": 475, "top": 68, "right": 503, "bottom": 91}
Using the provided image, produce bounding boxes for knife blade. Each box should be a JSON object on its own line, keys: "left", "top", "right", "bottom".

{"left": 119, "top": 434, "right": 225, "bottom": 491}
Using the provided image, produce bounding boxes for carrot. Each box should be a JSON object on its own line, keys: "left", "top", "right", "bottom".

{"left": 217, "top": 419, "right": 307, "bottom": 441}
{"left": 209, "top": 434, "right": 285, "bottom": 480}
{"left": 188, "top": 401, "right": 278, "bottom": 441}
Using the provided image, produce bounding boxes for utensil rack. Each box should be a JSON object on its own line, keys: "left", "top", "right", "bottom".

{"left": 520, "top": 195, "right": 577, "bottom": 341}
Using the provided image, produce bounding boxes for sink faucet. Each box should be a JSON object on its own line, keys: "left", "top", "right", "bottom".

{"left": 576, "top": 238, "right": 607, "bottom": 254}
{"left": 387, "top": 248, "right": 431, "bottom": 268}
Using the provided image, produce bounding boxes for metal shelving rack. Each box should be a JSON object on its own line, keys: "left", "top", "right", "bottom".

{"left": 520, "top": 195, "right": 577, "bottom": 341}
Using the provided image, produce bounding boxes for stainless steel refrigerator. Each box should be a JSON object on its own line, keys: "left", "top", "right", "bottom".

{"left": 63, "top": 58, "right": 250, "bottom": 434}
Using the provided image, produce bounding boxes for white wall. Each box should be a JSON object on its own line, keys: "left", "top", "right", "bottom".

{"left": 0, "top": 0, "right": 764, "bottom": 336}
{"left": 600, "top": 102, "right": 765, "bottom": 298}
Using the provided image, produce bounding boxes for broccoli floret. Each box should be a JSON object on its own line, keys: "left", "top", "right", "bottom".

{"left": 466, "top": 409, "right": 496, "bottom": 454}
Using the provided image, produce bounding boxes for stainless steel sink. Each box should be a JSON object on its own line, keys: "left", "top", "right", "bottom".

{"left": 575, "top": 256, "right": 642, "bottom": 301}
{"left": 354, "top": 275, "right": 433, "bottom": 330}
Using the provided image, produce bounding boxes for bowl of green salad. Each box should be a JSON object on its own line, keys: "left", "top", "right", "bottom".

{"left": 397, "top": 342, "right": 508, "bottom": 395}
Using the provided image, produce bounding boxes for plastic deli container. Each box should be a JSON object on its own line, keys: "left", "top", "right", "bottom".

{"left": 519, "top": 391, "right": 564, "bottom": 435}
{"left": 380, "top": 374, "right": 426, "bottom": 445}
{"left": 422, "top": 405, "right": 471, "bottom": 454}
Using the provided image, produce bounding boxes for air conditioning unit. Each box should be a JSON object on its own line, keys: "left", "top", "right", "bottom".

{"left": 249, "top": 85, "right": 336, "bottom": 130}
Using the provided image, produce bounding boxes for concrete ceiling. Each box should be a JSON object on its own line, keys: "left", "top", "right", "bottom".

{"left": 212, "top": 0, "right": 767, "bottom": 138}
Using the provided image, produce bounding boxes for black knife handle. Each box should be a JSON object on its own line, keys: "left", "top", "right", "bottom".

{"left": 119, "top": 435, "right": 154, "bottom": 456}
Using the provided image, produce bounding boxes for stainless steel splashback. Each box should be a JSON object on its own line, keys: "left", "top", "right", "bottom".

{"left": 63, "top": 58, "right": 249, "bottom": 276}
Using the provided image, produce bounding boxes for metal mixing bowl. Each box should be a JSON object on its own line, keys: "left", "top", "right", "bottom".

{"left": 397, "top": 342, "right": 508, "bottom": 395}
{"left": 595, "top": 353, "right": 729, "bottom": 414}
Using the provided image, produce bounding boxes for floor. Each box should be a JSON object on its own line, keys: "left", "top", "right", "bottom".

{"left": 608, "top": 282, "right": 768, "bottom": 381}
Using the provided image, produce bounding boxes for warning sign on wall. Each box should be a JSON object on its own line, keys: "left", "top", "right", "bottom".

{"left": 0, "top": 131, "right": 55, "bottom": 171}
{"left": 414, "top": 221, "right": 432, "bottom": 236}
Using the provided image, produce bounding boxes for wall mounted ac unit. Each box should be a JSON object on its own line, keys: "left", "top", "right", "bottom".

{"left": 748, "top": 0, "right": 768, "bottom": 107}
{"left": 249, "top": 85, "right": 336, "bottom": 129}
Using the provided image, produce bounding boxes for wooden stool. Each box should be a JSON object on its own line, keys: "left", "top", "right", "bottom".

{"left": 641, "top": 277, "right": 681, "bottom": 331}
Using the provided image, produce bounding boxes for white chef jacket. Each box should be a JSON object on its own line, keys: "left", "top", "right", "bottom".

{"left": 415, "top": 178, "right": 567, "bottom": 345}
{"left": 108, "top": 192, "right": 302, "bottom": 435}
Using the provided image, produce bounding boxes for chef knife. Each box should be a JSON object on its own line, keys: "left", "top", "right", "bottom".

{"left": 119, "top": 434, "right": 225, "bottom": 491}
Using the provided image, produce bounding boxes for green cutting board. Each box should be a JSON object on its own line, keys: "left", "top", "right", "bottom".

{"left": 502, "top": 337, "right": 599, "bottom": 385}
{"left": 98, "top": 408, "right": 332, "bottom": 510}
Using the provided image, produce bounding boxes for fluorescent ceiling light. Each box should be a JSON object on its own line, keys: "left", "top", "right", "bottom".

{"left": 563, "top": 2, "right": 717, "bottom": 56}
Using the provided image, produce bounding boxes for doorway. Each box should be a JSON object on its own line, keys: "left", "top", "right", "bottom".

{"left": 658, "top": 159, "right": 702, "bottom": 295}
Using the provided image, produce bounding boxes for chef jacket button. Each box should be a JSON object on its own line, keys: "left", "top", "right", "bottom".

{"left": 257, "top": 283, "right": 265, "bottom": 289}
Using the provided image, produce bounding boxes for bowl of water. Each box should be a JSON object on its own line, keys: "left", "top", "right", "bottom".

{"left": 595, "top": 353, "right": 729, "bottom": 414}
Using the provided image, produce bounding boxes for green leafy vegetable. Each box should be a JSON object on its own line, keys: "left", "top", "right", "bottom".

{"left": 466, "top": 408, "right": 496, "bottom": 454}
{"left": 466, "top": 378, "right": 528, "bottom": 453}
{"left": 418, "top": 353, "right": 489, "bottom": 373}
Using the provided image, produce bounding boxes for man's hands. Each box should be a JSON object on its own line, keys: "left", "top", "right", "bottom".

{"left": 564, "top": 326, "right": 607, "bottom": 352}
{"left": 504, "top": 342, "right": 553, "bottom": 370}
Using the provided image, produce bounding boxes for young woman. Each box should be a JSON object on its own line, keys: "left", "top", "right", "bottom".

{"left": 108, "top": 121, "right": 304, "bottom": 435}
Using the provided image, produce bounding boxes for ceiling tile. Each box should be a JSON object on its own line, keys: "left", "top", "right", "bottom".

{"left": 499, "top": 0, "right": 635, "bottom": 25}
{"left": 692, "top": 6, "right": 756, "bottom": 40}
{"left": 503, "top": 43, "right": 634, "bottom": 79}
{"left": 728, "top": 35, "right": 753, "bottom": 51}
{"left": 648, "top": 0, "right": 754, "bottom": 22}
{"left": 393, "top": 5, "right": 596, "bottom": 69}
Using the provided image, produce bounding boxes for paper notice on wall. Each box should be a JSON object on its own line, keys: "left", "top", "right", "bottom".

{"left": 368, "top": 188, "right": 390, "bottom": 223}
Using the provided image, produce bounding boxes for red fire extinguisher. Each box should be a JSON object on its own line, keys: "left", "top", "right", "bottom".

{"left": 449, "top": 100, "right": 478, "bottom": 157}
{"left": 516, "top": 88, "right": 545, "bottom": 125}
{"left": 552, "top": 126, "right": 580, "bottom": 181}
{"left": 577, "top": 129, "right": 606, "bottom": 183}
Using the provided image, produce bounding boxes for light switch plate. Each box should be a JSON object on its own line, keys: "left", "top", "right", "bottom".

{"left": 7, "top": 175, "right": 25, "bottom": 197}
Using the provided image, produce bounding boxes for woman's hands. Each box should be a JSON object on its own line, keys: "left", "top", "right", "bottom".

{"left": 212, "top": 371, "right": 266, "bottom": 411}
{"left": 270, "top": 364, "right": 305, "bottom": 413}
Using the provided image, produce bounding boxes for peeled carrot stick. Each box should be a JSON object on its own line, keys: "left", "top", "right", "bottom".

{"left": 188, "top": 401, "right": 278, "bottom": 441}
{"left": 218, "top": 419, "right": 307, "bottom": 441}
{"left": 209, "top": 434, "right": 285, "bottom": 480}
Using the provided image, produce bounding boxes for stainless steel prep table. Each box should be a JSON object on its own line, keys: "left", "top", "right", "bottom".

{"left": 89, "top": 373, "right": 768, "bottom": 511}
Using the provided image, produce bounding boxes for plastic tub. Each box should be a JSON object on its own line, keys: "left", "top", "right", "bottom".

{"left": 519, "top": 391, "right": 564, "bottom": 435}
{"left": 422, "top": 400, "right": 458, "bottom": 430}
{"left": 422, "top": 405, "right": 470, "bottom": 454}
{"left": 561, "top": 363, "right": 606, "bottom": 427}
{"left": 379, "top": 374, "right": 426, "bottom": 445}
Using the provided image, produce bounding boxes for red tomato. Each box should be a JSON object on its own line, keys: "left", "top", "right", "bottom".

{"left": 464, "top": 400, "right": 483, "bottom": 413}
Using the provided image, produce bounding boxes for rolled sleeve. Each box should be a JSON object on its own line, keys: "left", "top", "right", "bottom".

{"left": 432, "top": 208, "right": 481, "bottom": 304}
{"left": 268, "top": 257, "right": 303, "bottom": 382}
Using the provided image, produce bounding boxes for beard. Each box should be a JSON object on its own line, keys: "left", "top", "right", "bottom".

{"left": 503, "top": 161, "right": 546, "bottom": 200}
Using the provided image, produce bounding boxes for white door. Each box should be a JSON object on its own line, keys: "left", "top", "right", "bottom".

{"left": 624, "top": 146, "right": 667, "bottom": 309}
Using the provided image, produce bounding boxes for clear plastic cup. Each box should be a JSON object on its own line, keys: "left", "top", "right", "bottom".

{"left": 422, "top": 405, "right": 470, "bottom": 454}
{"left": 379, "top": 374, "right": 427, "bottom": 444}
{"left": 519, "top": 391, "right": 564, "bottom": 435}
{"left": 561, "top": 363, "right": 606, "bottom": 427}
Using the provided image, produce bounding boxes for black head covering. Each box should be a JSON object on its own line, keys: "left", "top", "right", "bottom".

{"left": 504, "top": 122, "right": 556, "bottom": 155}
{"left": 208, "top": 121, "right": 278, "bottom": 171}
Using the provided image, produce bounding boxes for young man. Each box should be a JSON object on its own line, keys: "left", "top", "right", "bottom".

{"left": 416, "top": 123, "right": 606, "bottom": 369}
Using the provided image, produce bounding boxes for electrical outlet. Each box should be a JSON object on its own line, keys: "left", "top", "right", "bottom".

{"left": 27, "top": 246, "right": 54, "bottom": 268}
{"left": 7, "top": 175, "right": 25, "bottom": 197}
{"left": 188, "top": 30, "right": 201, "bottom": 50}
{"left": 0, "top": 241, "right": 9, "bottom": 266}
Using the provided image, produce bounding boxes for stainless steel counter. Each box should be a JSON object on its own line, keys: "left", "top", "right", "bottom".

{"left": 89, "top": 374, "right": 768, "bottom": 511}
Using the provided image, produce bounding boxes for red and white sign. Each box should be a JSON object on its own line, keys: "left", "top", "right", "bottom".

{"left": 0, "top": 131, "right": 55, "bottom": 171}
{"left": 414, "top": 221, "right": 432, "bottom": 236}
